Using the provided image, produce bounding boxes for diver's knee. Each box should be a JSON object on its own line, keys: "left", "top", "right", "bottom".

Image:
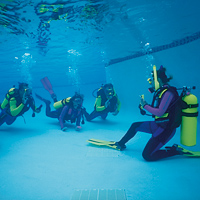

{"left": 142, "top": 151, "right": 154, "bottom": 162}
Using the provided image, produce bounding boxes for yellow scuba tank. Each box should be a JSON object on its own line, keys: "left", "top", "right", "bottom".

{"left": 53, "top": 97, "right": 71, "bottom": 109}
{"left": 181, "top": 93, "right": 198, "bottom": 146}
{"left": 53, "top": 100, "right": 63, "bottom": 109}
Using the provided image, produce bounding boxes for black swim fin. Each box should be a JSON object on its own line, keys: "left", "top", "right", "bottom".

{"left": 35, "top": 93, "right": 51, "bottom": 105}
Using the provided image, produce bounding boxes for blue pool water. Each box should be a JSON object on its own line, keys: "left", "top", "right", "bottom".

{"left": 0, "top": 0, "right": 200, "bottom": 199}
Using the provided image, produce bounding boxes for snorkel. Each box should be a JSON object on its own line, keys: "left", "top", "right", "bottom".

{"left": 147, "top": 65, "right": 160, "bottom": 93}
{"left": 153, "top": 65, "right": 160, "bottom": 91}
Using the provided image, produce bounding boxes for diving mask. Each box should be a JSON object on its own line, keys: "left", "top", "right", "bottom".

{"left": 107, "top": 89, "right": 114, "bottom": 95}
{"left": 147, "top": 78, "right": 155, "bottom": 93}
{"left": 73, "top": 98, "right": 82, "bottom": 108}
{"left": 105, "top": 89, "right": 114, "bottom": 98}
{"left": 24, "top": 88, "right": 32, "bottom": 96}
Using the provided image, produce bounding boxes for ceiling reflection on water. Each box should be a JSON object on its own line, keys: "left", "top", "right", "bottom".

{"left": 0, "top": 0, "right": 200, "bottom": 87}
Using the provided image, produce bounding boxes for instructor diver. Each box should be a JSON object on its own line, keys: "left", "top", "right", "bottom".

{"left": 115, "top": 65, "right": 188, "bottom": 161}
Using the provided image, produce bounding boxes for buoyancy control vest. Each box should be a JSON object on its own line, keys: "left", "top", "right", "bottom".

{"left": 94, "top": 87, "right": 118, "bottom": 112}
{"left": 151, "top": 86, "right": 179, "bottom": 127}
{"left": 95, "top": 88, "right": 107, "bottom": 107}
{"left": 152, "top": 85, "right": 198, "bottom": 146}
{"left": 1, "top": 88, "right": 20, "bottom": 110}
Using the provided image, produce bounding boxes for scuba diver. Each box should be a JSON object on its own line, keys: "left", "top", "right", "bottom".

{"left": 82, "top": 83, "right": 121, "bottom": 121}
{"left": 0, "top": 82, "right": 42, "bottom": 127}
{"left": 38, "top": 76, "right": 84, "bottom": 131}
{"left": 114, "top": 65, "right": 189, "bottom": 161}
{"left": 36, "top": 92, "right": 84, "bottom": 132}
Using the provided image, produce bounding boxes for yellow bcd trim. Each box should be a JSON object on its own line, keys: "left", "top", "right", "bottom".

{"left": 155, "top": 113, "right": 169, "bottom": 119}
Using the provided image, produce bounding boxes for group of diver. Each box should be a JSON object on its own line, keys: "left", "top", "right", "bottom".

{"left": 0, "top": 78, "right": 121, "bottom": 131}
{"left": 0, "top": 65, "right": 199, "bottom": 161}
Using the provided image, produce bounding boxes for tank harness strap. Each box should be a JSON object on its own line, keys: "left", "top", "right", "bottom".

{"left": 182, "top": 102, "right": 198, "bottom": 117}
{"left": 62, "top": 97, "right": 71, "bottom": 106}
{"left": 182, "top": 112, "right": 198, "bottom": 117}
{"left": 61, "top": 99, "right": 66, "bottom": 106}
{"left": 186, "top": 103, "right": 199, "bottom": 108}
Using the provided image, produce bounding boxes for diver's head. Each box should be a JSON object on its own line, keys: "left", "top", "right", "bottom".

{"left": 18, "top": 82, "right": 32, "bottom": 97}
{"left": 103, "top": 83, "right": 114, "bottom": 98}
{"left": 157, "top": 65, "right": 172, "bottom": 84}
{"left": 19, "top": 82, "right": 29, "bottom": 90}
{"left": 71, "top": 92, "right": 84, "bottom": 109}
{"left": 147, "top": 65, "right": 172, "bottom": 92}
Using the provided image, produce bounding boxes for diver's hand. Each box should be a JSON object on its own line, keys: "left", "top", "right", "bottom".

{"left": 105, "top": 100, "right": 110, "bottom": 108}
{"left": 76, "top": 126, "right": 82, "bottom": 131}
{"left": 140, "top": 98, "right": 148, "bottom": 108}
{"left": 61, "top": 127, "right": 68, "bottom": 132}
{"left": 112, "top": 110, "right": 119, "bottom": 116}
